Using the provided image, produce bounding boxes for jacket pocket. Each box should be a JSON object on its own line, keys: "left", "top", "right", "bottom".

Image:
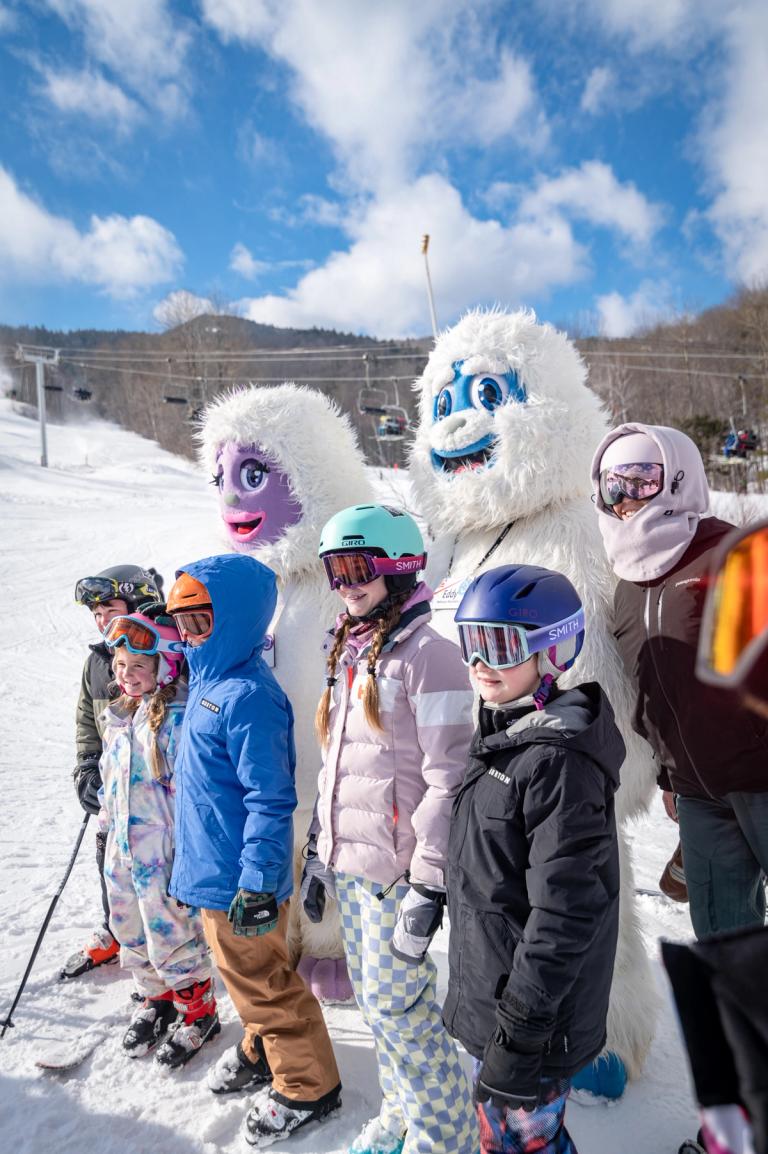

{"left": 448, "top": 901, "right": 521, "bottom": 1051}
{"left": 190, "top": 803, "right": 238, "bottom": 894}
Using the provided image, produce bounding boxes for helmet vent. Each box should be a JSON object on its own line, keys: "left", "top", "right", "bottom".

{"left": 514, "top": 582, "right": 537, "bottom": 600}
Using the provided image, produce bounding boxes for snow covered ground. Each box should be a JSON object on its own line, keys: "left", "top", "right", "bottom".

{"left": 0, "top": 400, "right": 717, "bottom": 1153}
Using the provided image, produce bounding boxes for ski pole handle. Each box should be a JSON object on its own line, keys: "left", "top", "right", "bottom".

{"left": 1, "top": 811, "right": 91, "bottom": 1038}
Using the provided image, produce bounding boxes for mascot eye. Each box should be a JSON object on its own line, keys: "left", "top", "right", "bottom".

{"left": 434, "top": 387, "right": 453, "bottom": 421}
{"left": 470, "top": 375, "right": 511, "bottom": 412}
{"left": 240, "top": 459, "right": 270, "bottom": 491}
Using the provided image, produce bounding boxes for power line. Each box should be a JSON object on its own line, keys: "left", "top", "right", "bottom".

{"left": 59, "top": 358, "right": 421, "bottom": 386}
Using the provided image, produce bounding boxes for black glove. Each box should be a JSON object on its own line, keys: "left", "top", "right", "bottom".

{"left": 390, "top": 881, "right": 445, "bottom": 964}
{"left": 474, "top": 1025, "right": 547, "bottom": 1111}
{"left": 299, "top": 835, "right": 336, "bottom": 923}
{"left": 74, "top": 760, "right": 102, "bottom": 815}
{"left": 227, "top": 889, "right": 279, "bottom": 937}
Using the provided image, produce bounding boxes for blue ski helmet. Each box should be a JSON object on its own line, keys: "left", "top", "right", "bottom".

{"left": 456, "top": 564, "right": 585, "bottom": 674}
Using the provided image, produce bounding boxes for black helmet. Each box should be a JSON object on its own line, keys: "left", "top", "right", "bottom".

{"left": 75, "top": 565, "right": 164, "bottom": 612}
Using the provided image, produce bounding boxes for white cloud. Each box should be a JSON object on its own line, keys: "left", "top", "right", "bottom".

{"left": 518, "top": 161, "right": 663, "bottom": 246}
{"left": 43, "top": 0, "right": 191, "bottom": 119}
{"left": 579, "top": 0, "right": 701, "bottom": 52}
{"left": 201, "top": 0, "right": 547, "bottom": 190}
{"left": 229, "top": 243, "right": 271, "bottom": 279}
{"left": 596, "top": 282, "right": 672, "bottom": 337}
{"left": 153, "top": 289, "right": 214, "bottom": 327}
{"left": 39, "top": 66, "right": 141, "bottom": 130}
{"left": 0, "top": 166, "right": 182, "bottom": 296}
{"left": 0, "top": 4, "right": 17, "bottom": 33}
{"left": 701, "top": 2, "right": 768, "bottom": 284}
{"left": 580, "top": 66, "right": 614, "bottom": 114}
{"left": 237, "top": 173, "right": 589, "bottom": 337}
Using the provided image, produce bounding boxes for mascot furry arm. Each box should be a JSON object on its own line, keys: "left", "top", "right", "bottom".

{"left": 199, "top": 384, "right": 375, "bottom": 1001}
{"left": 409, "top": 309, "right": 659, "bottom": 1091}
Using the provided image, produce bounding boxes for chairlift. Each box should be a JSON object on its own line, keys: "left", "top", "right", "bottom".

{"left": 72, "top": 387, "right": 92, "bottom": 402}
{"left": 44, "top": 383, "right": 64, "bottom": 393}
{"left": 375, "top": 408, "right": 410, "bottom": 441}
{"left": 357, "top": 385, "right": 389, "bottom": 417}
{"left": 162, "top": 394, "right": 188, "bottom": 406}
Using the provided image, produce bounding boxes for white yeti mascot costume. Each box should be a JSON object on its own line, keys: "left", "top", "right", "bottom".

{"left": 409, "top": 309, "right": 659, "bottom": 1092}
{"left": 200, "top": 384, "right": 374, "bottom": 1001}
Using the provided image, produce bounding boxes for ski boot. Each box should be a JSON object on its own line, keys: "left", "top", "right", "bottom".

{"left": 155, "top": 978, "right": 220, "bottom": 1069}
{"left": 348, "top": 1116, "right": 406, "bottom": 1154}
{"left": 208, "top": 1039, "right": 272, "bottom": 1094}
{"left": 243, "top": 1083, "right": 342, "bottom": 1148}
{"left": 122, "top": 990, "right": 178, "bottom": 1057}
{"left": 60, "top": 927, "right": 120, "bottom": 979}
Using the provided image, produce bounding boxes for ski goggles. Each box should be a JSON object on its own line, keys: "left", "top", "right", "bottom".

{"left": 75, "top": 575, "right": 155, "bottom": 607}
{"left": 458, "top": 609, "right": 585, "bottom": 669}
{"left": 697, "top": 521, "right": 768, "bottom": 687}
{"left": 321, "top": 550, "right": 427, "bottom": 590}
{"left": 172, "top": 609, "right": 214, "bottom": 639}
{"left": 104, "top": 616, "right": 183, "bottom": 657}
{"left": 599, "top": 463, "right": 664, "bottom": 507}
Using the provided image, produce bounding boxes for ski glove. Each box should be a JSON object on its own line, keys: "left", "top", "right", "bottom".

{"left": 390, "top": 881, "right": 445, "bottom": 964}
{"left": 474, "top": 1025, "right": 546, "bottom": 1111}
{"left": 74, "top": 759, "right": 102, "bottom": 815}
{"left": 227, "top": 890, "right": 279, "bottom": 937}
{"left": 300, "top": 835, "right": 336, "bottom": 924}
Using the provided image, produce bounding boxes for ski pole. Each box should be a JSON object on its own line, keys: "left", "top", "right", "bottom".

{"left": 1, "top": 811, "right": 91, "bottom": 1038}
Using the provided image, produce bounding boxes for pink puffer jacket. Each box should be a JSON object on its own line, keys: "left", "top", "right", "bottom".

{"left": 315, "top": 595, "right": 474, "bottom": 888}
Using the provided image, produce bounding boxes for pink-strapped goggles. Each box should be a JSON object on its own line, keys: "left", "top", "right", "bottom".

{"left": 321, "top": 549, "right": 427, "bottom": 590}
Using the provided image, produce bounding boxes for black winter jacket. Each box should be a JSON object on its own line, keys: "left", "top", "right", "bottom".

{"left": 612, "top": 517, "right": 768, "bottom": 800}
{"left": 443, "top": 683, "right": 624, "bottom": 1080}
{"left": 73, "top": 642, "right": 116, "bottom": 813}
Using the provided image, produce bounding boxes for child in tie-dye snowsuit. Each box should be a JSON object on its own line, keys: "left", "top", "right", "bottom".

{"left": 303, "top": 505, "right": 477, "bottom": 1154}
{"left": 99, "top": 611, "right": 218, "bottom": 1069}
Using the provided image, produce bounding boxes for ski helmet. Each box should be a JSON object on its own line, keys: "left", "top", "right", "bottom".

{"left": 318, "top": 505, "right": 426, "bottom": 594}
{"left": 456, "top": 564, "right": 585, "bottom": 677}
{"left": 167, "top": 571, "right": 212, "bottom": 614}
{"left": 106, "top": 612, "right": 184, "bottom": 690}
{"left": 75, "top": 565, "right": 163, "bottom": 612}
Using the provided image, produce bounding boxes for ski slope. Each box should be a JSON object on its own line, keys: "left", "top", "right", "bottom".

{"left": 0, "top": 400, "right": 705, "bottom": 1153}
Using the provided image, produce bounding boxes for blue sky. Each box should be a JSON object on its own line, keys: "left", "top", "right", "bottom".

{"left": 0, "top": 0, "right": 766, "bottom": 338}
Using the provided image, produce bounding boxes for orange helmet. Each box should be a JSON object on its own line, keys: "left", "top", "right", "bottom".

{"left": 167, "top": 571, "right": 212, "bottom": 614}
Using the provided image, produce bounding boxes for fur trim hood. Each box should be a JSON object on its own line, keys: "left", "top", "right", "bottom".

{"left": 199, "top": 384, "right": 373, "bottom": 580}
{"left": 409, "top": 308, "right": 608, "bottom": 534}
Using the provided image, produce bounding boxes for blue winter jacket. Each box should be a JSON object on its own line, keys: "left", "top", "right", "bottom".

{"left": 169, "top": 554, "right": 297, "bottom": 911}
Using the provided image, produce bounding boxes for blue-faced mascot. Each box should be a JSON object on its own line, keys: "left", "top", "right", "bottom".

{"left": 409, "top": 309, "right": 659, "bottom": 1097}
{"left": 200, "top": 384, "right": 374, "bottom": 1002}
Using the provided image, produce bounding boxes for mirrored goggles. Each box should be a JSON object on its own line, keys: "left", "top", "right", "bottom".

{"left": 321, "top": 550, "right": 427, "bottom": 590}
{"left": 172, "top": 609, "right": 214, "bottom": 639}
{"left": 458, "top": 610, "right": 585, "bottom": 669}
{"left": 697, "top": 522, "right": 768, "bottom": 686}
{"left": 599, "top": 463, "right": 664, "bottom": 507}
{"left": 75, "top": 575, "right": 155, "bottom": 607}
{"left": 104, "top": 616, "right": 183, "bottom": 657}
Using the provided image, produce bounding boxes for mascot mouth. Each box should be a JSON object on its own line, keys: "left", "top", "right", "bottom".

{"left": 223, "top": 512, "right": 265, "bottom": 543}
{"left": 431, "top": 438, "right": 495, "bottom": 474}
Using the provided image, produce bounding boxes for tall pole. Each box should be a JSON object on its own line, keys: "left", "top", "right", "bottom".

{"left": 421, "top": 234, "right": 439, "bottom": 342}
{"left": 16, "top": 346, "right": 60, "bottom": 468}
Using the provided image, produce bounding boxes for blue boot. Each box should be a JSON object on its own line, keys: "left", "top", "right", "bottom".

{"left": 570, "top": 1052, "right": 627, "bottom": 1100}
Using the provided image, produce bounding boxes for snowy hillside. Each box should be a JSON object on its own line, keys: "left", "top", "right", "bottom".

{"left": 0, "top": 401, "right": 704, "bottom": 1153}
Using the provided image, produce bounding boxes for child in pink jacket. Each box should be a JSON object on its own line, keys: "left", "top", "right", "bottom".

{"left": 301, "top": 505, "right": 477, "bottom": 1154}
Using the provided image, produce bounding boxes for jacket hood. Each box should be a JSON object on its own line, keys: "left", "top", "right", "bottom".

{"left": 478, "top": 683, "right": 624, "bottom": 788}
{"left": 177, "top": 554, "right": 277, "bottom": 681}
{"left": 591, "top": 422, "right": 711, "bottom": 581}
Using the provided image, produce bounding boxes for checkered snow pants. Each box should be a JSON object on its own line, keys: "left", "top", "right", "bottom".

{"left": 335, "top": 873, "right": 476, "bottom": 1154}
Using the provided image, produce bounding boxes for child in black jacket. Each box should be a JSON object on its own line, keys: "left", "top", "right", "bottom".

{"left": 444, "top": 564, "right": 624, "bottom": 1154}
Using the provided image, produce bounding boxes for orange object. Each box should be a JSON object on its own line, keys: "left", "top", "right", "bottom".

{"left": 87, "top": 934, "right": 120, "bottom": 966}
{"left": 167, "top": 571, "right": 212, "bottom": 614}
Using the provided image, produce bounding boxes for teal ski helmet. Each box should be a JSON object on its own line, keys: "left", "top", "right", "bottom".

{"left": 319, "top": 505, "right": 427, "bottom": 595}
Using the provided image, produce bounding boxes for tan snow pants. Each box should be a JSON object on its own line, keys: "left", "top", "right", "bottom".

{"left": 201, "top": 902, "right": 340, "bottom": 1103}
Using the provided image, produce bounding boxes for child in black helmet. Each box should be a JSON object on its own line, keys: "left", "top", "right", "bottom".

{"left": 61, "top": 565, "right": 163, "bottom": 980}
{"left": 444, "top": 564, "right": 624, "bottom": 1154}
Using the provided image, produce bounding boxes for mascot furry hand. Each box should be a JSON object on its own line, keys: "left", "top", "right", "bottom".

{"left": 410, "top": 309, "right": 659, "bottom": 1095}
{"left": 200, "top": 384, "right": 374, "bottom": 1002}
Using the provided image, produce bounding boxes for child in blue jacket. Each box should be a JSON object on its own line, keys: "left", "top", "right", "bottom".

{"left": 167, "top": 554, "right": 341, "bottom": 1150}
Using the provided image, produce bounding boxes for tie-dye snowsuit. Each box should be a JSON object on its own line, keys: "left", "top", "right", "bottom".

{"left": 99, "top": 684, "right": 210, "bottom": 996}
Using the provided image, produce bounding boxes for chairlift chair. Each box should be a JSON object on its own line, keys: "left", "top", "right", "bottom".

{"left": 72, "top": 387, "right": 92, "bottom": 402}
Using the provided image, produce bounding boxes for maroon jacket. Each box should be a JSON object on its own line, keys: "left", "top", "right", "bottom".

{"left": 612, "top": 517, "right": 768, "bottom": 799}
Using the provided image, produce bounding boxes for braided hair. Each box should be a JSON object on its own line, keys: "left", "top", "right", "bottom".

{"left": 315, "top": 593, "right": 410, "bottom": 747}
{"left": 113, "top": 656, "right": 178, "bottom": 784}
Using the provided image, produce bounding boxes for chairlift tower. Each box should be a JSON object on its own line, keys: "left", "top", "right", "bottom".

{"left": 15, "top": 345, "right": 60, "bottom": 467}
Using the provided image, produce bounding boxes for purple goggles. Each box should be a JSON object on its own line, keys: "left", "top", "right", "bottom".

{"left": 458, "top": 610, "right": 585, "bottom": 669}
{"left": 599, "top": 462, "right": 664, "bottom": 507}
{"left": 321, "top": 549, "right": 427, "bottom": 589}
